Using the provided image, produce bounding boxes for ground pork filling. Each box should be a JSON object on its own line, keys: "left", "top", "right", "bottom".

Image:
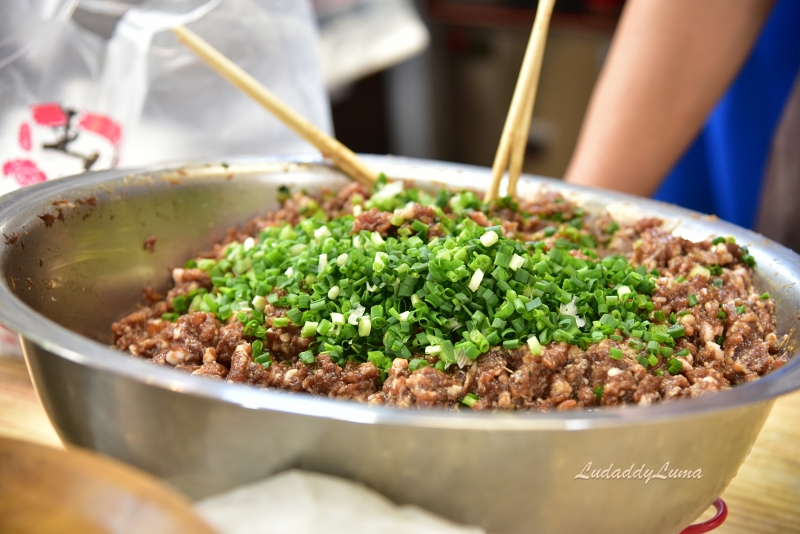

{"left": 112, "top": 184, "right": 788, "bottom": 411}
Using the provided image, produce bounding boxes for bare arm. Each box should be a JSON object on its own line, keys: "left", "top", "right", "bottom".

{"left": 564, "top": 0, "right": 774, "bottom": 195}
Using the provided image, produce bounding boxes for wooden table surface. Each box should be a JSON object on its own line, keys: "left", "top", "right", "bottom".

{"left": 2, "top": 356, "right": 799, "bottom": 533}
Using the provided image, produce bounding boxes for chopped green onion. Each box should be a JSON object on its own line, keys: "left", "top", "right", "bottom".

{"left": 358, "top": 316, "right": 372, "bottom": 337}
{"left": 509, "top": 254, "right": 526, "bottom": 271}
{"left": 667, "top": 325, "right": 685, "bottom": 338}
{"left": 301, "top": 322, "right": 318, "bottom": 338}
{"left": 197, "top": 259, "right": 215, "bottom": 271}
{"left": 286, "top": 308, "right": 303, "bottom": 325}
{"left": 298, "top": 350, "right": 315, "bottom": 364}
{"left": 629, "top": 339, "right": 644, "bottom": 351}
{"left": 171, "top": 182, "right": 709, "bottom": 381}
{"left": 469, "top": 269, "right": 484, "bottom": 292}
{"left": 667, "top": 358, "right": 683, "bottom": 375}
{"left": 689, "top": 265, "right": 710, "bottom": 279}
{"left": 317, "top": 319, "right": 333, "bottom": 335}
{"left": 254, "top": 352, "right": 272, "bottom": 365}
{"left": 480, "top": 230, "right": 499, "bottom": 247}
{"left": 409, "top": 358, "right": 428, "bottom": 371}
{"left": 172, "top": 295, "right": 189, "bottom": 315}
{"left": 461, "top": 393, "right": 479, "bottom": 408}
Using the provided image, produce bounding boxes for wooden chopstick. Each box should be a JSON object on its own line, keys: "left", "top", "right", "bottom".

{"left": 507, "top": 83, "right": 536, "bottom": 198}
{"left": 484, "top": 0, "right": 556, "bottom": 202}
{"left": 171, "top": 26, "right": 378, "bottom": 188}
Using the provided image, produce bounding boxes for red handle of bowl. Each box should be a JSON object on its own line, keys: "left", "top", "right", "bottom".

{"left": 680, "top": 499, "right": 727, "bottom": 534}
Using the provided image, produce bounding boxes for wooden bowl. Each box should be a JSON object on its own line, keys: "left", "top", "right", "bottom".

{"left": 0, "top": 437, "right": 215, "bottom": 533}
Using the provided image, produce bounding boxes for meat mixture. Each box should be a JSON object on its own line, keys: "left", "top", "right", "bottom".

{"left": 113, "top": 182, "right": 788, "bottom": 411}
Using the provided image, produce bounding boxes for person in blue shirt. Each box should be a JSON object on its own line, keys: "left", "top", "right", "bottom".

{"left": 564, "top": 0, "right": 800, "bottom": 250}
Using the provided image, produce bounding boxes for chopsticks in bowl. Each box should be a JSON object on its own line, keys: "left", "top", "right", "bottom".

{"left": 171, "top": 26, "right": 378, "bottom": 188}
{"left": 484, "top": 0, "right": 556, "bottom": 202}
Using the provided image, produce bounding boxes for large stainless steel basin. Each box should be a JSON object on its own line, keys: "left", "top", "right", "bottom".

{"left": 1, "top": 155, "right": 798, "bottom": 534}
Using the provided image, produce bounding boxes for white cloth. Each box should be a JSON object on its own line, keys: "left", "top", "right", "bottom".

{"left": 194, "top": 470, "right": 486, "bottom": 534}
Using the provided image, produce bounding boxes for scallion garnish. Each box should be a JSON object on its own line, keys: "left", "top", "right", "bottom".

{"left": 461, "top": 393, "right": 479, "bottom": 408}
{"left": 667, "top": 325, "right": 685, "bottom": 339}
{"left": 163, "top": 181, "right": 754, "bottom": 382}
{"left": 667, "top": 358, "right": 683, "bottom": 374}
{"left": 409, "top": 358, "right": 428, "bottom": 371}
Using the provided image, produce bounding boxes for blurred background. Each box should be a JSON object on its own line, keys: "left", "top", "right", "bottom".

{"left": 323, "top": 0, "right": 623, "bottom": 179}
{"left": 66, "top": 0, "right": 624, "bottom": 179}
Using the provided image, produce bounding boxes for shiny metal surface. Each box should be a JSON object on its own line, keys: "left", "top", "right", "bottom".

{"left": 1, "top": 155, "right": 799, "bottom": 534}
